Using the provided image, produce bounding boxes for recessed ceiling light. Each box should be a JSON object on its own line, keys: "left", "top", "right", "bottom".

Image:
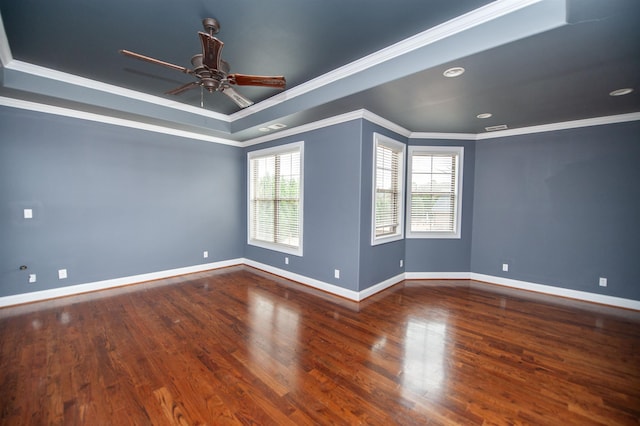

{"left": 609, "top": 88, "right": 634, "bottom": 97}
{"left": 443, "top": 67, "right": 465, "bottom": 78}
{"left": 258, "top": 127, "right": 270, "bottom": 132}
{"left": 476, "top": 113, "right": 493, "bottom": 119}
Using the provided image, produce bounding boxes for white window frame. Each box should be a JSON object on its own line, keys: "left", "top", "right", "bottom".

{"left": 371, "top": 133, "right": 406, "bottom": 246}
{"left": 407, "top": 146, "right": 463, "bottom": 239}
{"left": 247, "top": 141, "right": 304, "bottom": 256}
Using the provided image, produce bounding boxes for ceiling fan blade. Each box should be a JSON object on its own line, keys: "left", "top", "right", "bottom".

{"left": 166, "top": 81, "right": 200, "bottom": 95}
{"left": 119, "top": 49, "right": 193, "bottom": 75}
{"left": 228, "top": 74, "right": 286, "bottom": 89}
{"left": 198, "top": 32, "right": 224, "bottom": 70}
{"left": 221, "top": 86, "right": 254, "bottom": 108}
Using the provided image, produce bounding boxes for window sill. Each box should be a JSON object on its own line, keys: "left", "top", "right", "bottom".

{"left": 248, "top": 239, "right": 303, "bottom": 256}
{"left": 371, "top": 233, "right": 404, "bottom": 246}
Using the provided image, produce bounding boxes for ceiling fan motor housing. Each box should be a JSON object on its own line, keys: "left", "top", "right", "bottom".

{"left": 202, "top": 78, "right": 220, "bottom": 92}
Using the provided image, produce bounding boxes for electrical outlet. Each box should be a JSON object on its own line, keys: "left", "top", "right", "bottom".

{"left": 58, "top": 269, "right": 68, "bottom": 279}
{"left": 334, "top": 269, "right": 340, "bottom": 279}
{"left": 23, "top": 208, "right": 33, "bottom": 219}
{"left": 400, "top": 259, "right": 404, "bottom": 268}
{"left": 203, "top": 251, "right": 209, "bottom": 259}
{"left": 29, "top": 274, "right": 37, "bottom": 283}
{"left": 599, "top": 277, "right": 607, "bottom": 287}
{"left": 502, "top": 263, "right": 509, "bottom": 272}
{"left": 285, "top": 257, "right": 289, "bottom": 265}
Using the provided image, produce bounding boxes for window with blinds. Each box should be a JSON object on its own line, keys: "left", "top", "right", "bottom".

{"left": 248, "top": 142, "right": 303, "bottom": 255}
{"left": 407, "top": 146, "right": 463, "bottom": 239}
{"left": 372, "top": 133, "right": 405, "bottom": 245}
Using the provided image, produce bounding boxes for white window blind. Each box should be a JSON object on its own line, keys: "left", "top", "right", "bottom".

{"left": 248, "top": 142, "right": 303, "bottom": 255}
{"left": 372, "top": 134, "right": 405, "bottom": 245}
{"left": 408, "top": 146, "right": 463, "bottom": 238}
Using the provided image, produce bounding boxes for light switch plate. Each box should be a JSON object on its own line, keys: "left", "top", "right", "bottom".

{"left": 58, "top": 269, "right": 68, "bottom": 279}
{"left": 24, "top": 209, "right": 33, "bottom": 219}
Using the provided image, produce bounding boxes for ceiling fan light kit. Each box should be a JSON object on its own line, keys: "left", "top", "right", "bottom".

{"left": 119, "top": 18, "right": 286, "bottom": 108}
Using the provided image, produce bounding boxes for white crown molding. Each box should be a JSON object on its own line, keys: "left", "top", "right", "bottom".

{"left": 243, "top": 110, "right": 367, "bottom": 146}
{"left": 362, "top": 110, "right": 411, "bottom": 137}
{"left": 474, "top": 112, "right": 640, "bottom": 140}
{"left": 0, "top": 11, "right": 12, "bottom": 66}
{"left": 410, "top": 132, "right": 477, "bottom": 141}
{"left": 0, "top": 96, "right": 241, "bottom": 146}
{"left": 229, "top": 0, "right": 545, "bottom": 120}
{"left": 5, "top": 60, "right": 231, "bottom": 122}
{"left": 3, "top": 91, "right": 638, "bottom": 149}
{"left": 409, "top": 112, "right": 640, "bottom": 142}
{"left": 243, "top": 109, "right": 411, "bottom": 147}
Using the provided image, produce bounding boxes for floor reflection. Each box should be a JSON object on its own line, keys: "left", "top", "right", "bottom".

{"left": 247, "top": 289, "right": 300, "bottom": 390}
{"left": 402, "top": 315, "right": 447, "bottom": 398}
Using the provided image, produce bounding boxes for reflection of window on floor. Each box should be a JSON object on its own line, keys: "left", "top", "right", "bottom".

{"left": 403, "top": 317, "right": 447, "bottom": 394}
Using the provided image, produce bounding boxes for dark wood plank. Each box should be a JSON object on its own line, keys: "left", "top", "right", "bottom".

{"left": 1, "top": 266, "right": 639, "bottom": 425}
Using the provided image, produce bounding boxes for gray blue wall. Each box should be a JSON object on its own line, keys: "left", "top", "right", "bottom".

{"left": 471, "top": 121, "right": 640, "bottom": 300}
{"left": 0, "top": 107, "right": 244, "bottom": 297}
{"left": 358, "top": 120, "right": 407, "bottom": 291}
{"left": 243, "top": 120, "right": 364, "bottom": 291}
{"left": 2, "top": 104, "right": 639, "bottom": 302}
{"left": 405, "top": 138, "right": 475, "bottom": 273}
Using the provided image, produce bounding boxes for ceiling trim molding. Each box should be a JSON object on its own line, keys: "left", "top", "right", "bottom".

{"left": 362, "top": 110, "right": 411, "bottom": 137}
{"left": 0, "top": 11, "right": 13, "bottom": 66}
{"left": 2, "top": 95, "right": 637, "bottom": 148}
{"left": 230, "top": 0, "right": 544, "bottom": 121}
{"left": 410, "top": 132, "right": 477, "bottom": 140}
{"left": 243, "top": 110, "right": 413, "bottom": 147}
{"left": 0, "top": 96, "right": 241, "bottom": 146}
{"left": 474, "top": 112, "right": 640, "bottom": 140}
{"left": 243, "top": 110, "right": 367, "bottom": 147}
{"left": 4, "top": 60, "right": 232, "bottom": 122}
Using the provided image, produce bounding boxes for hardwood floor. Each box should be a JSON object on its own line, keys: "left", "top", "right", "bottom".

{"left": 1, "top": 266, "right": 639, "bottom": 425}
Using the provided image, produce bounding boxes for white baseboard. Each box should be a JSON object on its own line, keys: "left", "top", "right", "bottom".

{"left": 470, "top": 273, "right": 640, "bottom": 311}
{"left": 359, "top": 273, "right": 405, "bottom": 300}
{"left": 242, "top": 259, "right": 361, "bottom": 301}
{"left": 2, "top": 261, "right": 638, "bottom": 311}
{"left": 404, "top": 272, "right": 471, "bottom": 280}
{"left": 0, "top": 259, "right": 243, "bottom": 308}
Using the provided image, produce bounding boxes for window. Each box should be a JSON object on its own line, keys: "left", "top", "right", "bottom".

{"left": 372, "top": 133, "right": 406, "bottom": 245}
{"left": 248, "top": 142, "right": 303, "bottom": 255}
{"left": 407, "top": 146, "right": 463, "bottom": 239}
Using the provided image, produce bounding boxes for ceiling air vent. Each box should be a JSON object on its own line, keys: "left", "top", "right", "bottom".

{"left": 485, "top": 124, "right": 508, "bottom": 132}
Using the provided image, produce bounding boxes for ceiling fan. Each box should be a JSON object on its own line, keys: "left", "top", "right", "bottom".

{"left": 119, "top": 18, "right": 286, "bottom": 108}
